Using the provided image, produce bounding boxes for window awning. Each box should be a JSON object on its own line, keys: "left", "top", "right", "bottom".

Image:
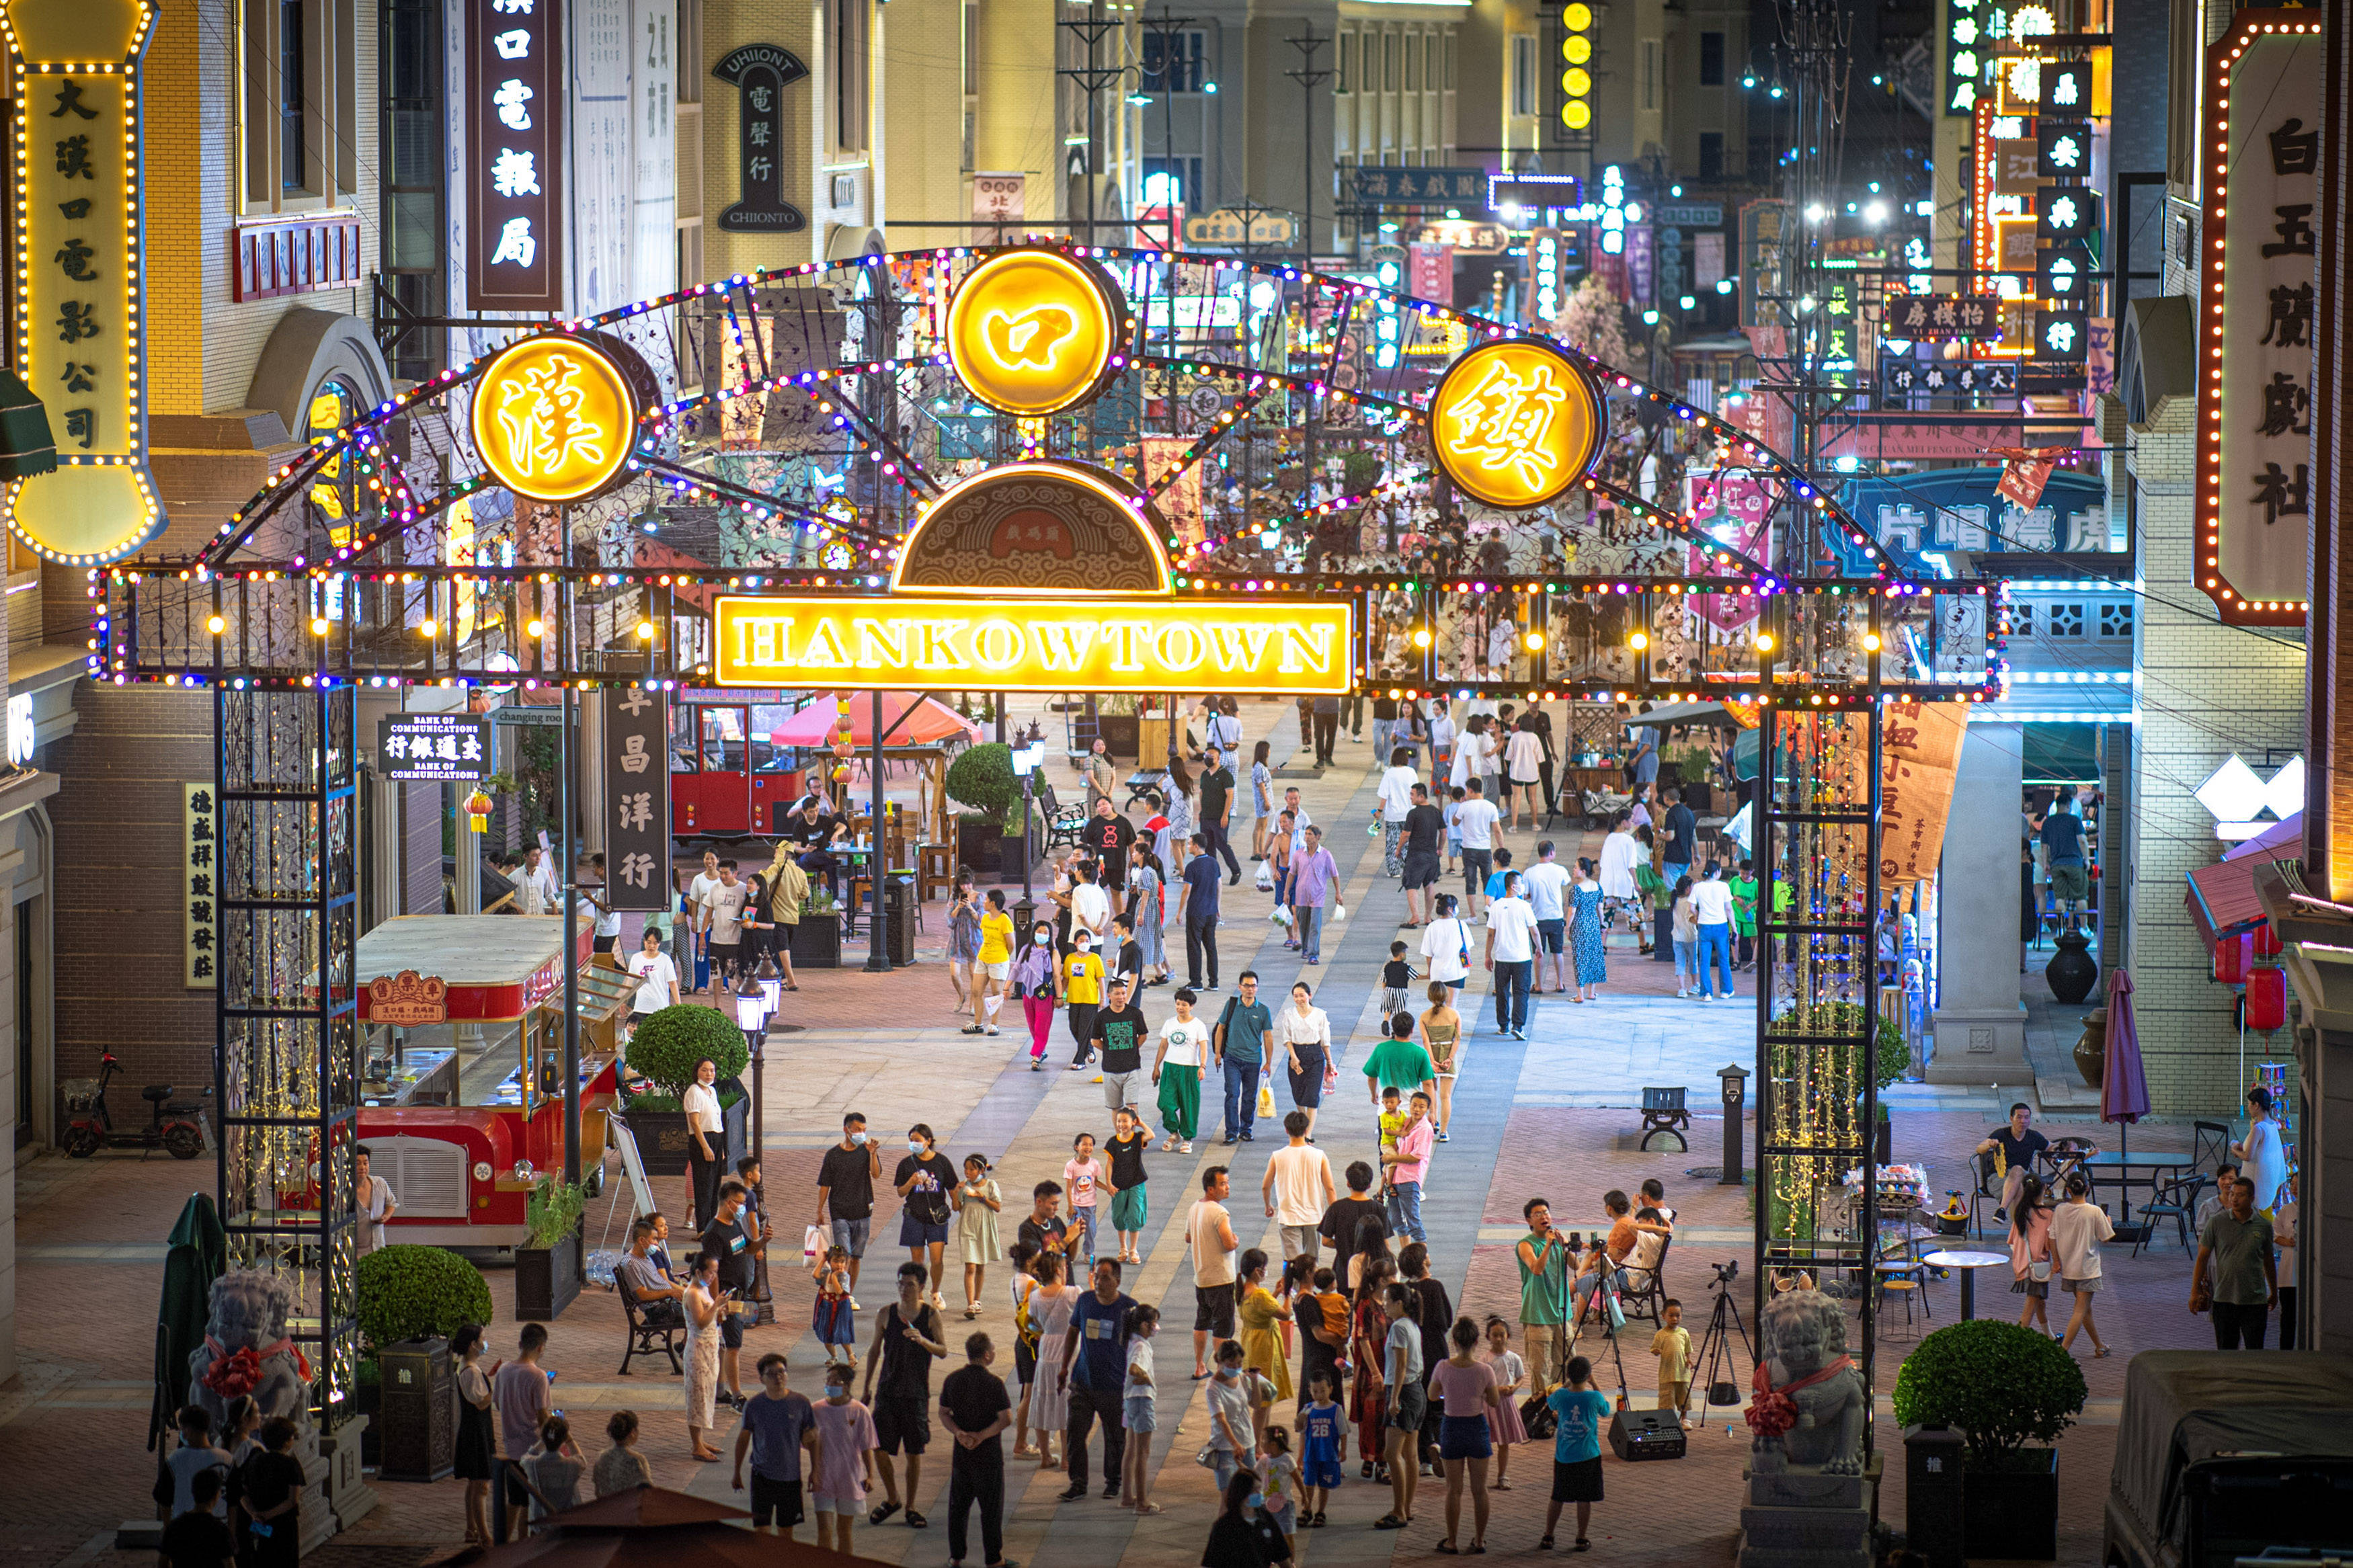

{"left": 2186, "top": 813, "right": 2303, "bottom": 952}
{"left": 0, "top": 369, "right": 56, "bottom": 481}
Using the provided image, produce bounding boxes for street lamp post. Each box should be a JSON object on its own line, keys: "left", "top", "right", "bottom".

{"left": 733, "top": 970, "right": 773, "bottom": 1321}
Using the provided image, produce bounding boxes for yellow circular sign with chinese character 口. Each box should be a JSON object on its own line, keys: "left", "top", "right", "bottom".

{"left": 945, "top": 249, "right": 1125, "bottom": 417}
{"left": 469, "top": 334, "right": 641, "bottom": 503}
{"left": 1427, "top": 337, "right": 1603, "bottom": 512}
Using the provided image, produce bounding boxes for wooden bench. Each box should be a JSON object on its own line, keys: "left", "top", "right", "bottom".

{"left": 1638, "top": 1085, "right": 1691, "bottom": 1152}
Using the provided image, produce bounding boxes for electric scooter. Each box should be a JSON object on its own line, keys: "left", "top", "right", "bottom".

{"left": 61, "top": 1050, "right": 208, "bottom": 1159}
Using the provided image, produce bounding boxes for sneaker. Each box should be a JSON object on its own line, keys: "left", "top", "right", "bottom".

{"left": 1437, "top": 1131, "right": 1451, "bottom": 1143}
{"left": 1240, "top": 1131, "right": 1255, "bottom": 1142}
{"left": 1031, "top": 1061, "right": 1044, "bottom": 1072}
{"left": 850, "top": 1296, "right": 861, "bottom": 1311}
{"left": 1222, "top": 1134, "right": 1238, "bottom": 1145}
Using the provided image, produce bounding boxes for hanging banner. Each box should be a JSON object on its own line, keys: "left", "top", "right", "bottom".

{"left": 465, "top": 0, "right": 567, "bottom": 311}
{"left": 2195, "top": 11, "right": 2322, "bottom": 625}
{"left": 3, "top": 8, "right": 167, "bottom": 565}
{"left": 184, "top": 784, "right": 216, "bottom": 989}
{"left": 1142, "top": 436, "right": 1203, "bottom": 547}
{"left": 1874, "top": 700, "right": 1969, "bottom": 888}
{"left": 1408, "top": 243, "right": 1453, "bottom": 306}
{"left": 602, "top": 688, "right": 672, "bottom": 910}
{"left": 378, "top": 712, "right": 493, "bottom": 782}
{"left": 712, "top": 44, "right": 808, "bottom": 233}
{"left": 1684, "top": 473, "right": 1771, "bottom": 632}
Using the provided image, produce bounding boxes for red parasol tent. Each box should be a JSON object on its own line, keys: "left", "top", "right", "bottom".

{"left": 768, "top": 692, "right": 980, "bottom": 749}
{"left": 2102, "top": 968, "right": 2152, "bottom": 1157}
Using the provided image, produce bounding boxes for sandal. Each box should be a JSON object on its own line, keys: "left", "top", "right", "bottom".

{"left": 1492, "top": 1479, "right": 1513, "bottom": 1491}
{"left": 904, "top": 1511, "right": 928, "bottom": 1529}
{"left": 2093, "top": 1346, "right": 2112, "bottom": 1358}
{"left": 1135, "top": 1503, "right": 1164, "bottom": 1517}
{"left": 1539, "top": 1536, "right": 1555, "bottom": 1551}
{"left": 1375, "top": 1515, "right": 1407, "bottom": 1530}
{"left": 1436, "top": 1542, "right": 1462, "bottom": 1555}
{"left": 1574, "top": 1538, "right": 1592, "bottom": 1551}
{"left": 868, "top": 1501, "right": 901, "bottom": 1526}
{"left": 1311, "top": 1512, "right": 1327, "bottom": 1528}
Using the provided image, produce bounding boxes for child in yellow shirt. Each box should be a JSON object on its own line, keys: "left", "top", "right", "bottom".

{"left": 1376, "top": 1085, "right": 1405, "bottom": 1203}
{"left": 1650, "top": 1298, "right": 1693, "bottom": 1430}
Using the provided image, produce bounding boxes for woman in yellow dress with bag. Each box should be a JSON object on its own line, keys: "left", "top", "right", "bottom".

{"left": 1234, "top": 1247, "right": 1294, "bottom": 1404}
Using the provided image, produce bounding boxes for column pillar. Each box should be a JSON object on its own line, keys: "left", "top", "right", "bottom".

{"left": 1927, "top": 722, "right": 2029, "bottom": 1084}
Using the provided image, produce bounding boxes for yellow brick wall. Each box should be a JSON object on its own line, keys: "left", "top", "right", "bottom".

{"left": 144, "top": 0, "right": 381, "bottom": 417}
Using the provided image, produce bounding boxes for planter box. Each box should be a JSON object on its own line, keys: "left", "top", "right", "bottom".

{"left": 1097, "top": 713, "right": 1138, "bottom": 759}
{"left": 998, "top": 831, "right": 1037, "bottom": 884}
{"left": 1963, "top": 1448, "right": 2059, "bottom": 1561}
{"left": 956, "top": 819, "right": 1000, "bottom": 874}
{"left": 375, "top": 1337, "right": 454, "bottom": 1482}
{"left": 516, "top": 1232, "right": 584, "bottom": 1321}
{"left": 629, "top": 1094, "right": 748, "bottom": 1178}
{"left": 792, "top": 915, "right": 842, "bottom": 969}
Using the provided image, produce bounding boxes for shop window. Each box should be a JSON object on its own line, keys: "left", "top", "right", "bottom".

{"left": 1142, "top": 28, "right": 1207, "bottom": 94}
{"left": 1511, "top": 36, "right": 1536, "bottom": 117}
{"left": 1700, "top": 31, "right": 1725, "bottom": 87}
{"left": 1404, "top": 31, "right": 1419, "bottom": 92}
{"left": 833, "top": 0, "right": 869, "bottom": 152}
{"left": 242, "top": 0, "right": 359, "bottom": 208}
{"left": 1336, "top": 32, "right": 1352, "bottom": 93}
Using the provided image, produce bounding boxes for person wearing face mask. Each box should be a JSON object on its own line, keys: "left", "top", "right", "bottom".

{"left": 1011, "top": 921, "right": 1060, "bottom": 1071}
{"left": 896, "top": 1125, "right": 959, "bottom": 1313}
{"left": 817, "top": 1113, "right": 883, "bottom": 1307}
{"left": 1060, "top": 930, "right": 1107, "bottom": 1070}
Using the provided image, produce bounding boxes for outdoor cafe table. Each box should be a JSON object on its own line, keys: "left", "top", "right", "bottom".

{"left": 2073, "top": 1149, "right": 2194, "bottom": 1224}
{"left": 1920, "top": 1249, "right": 2011, "bottom": 1320}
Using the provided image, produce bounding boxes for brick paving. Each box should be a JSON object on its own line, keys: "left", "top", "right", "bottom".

{"left": 13, "top": 710, "right": 2237, "bottom": 1568}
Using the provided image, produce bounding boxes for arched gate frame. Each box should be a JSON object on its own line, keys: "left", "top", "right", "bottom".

{"left": 85, "top": 244, "right": 2003, "bottom": 1440}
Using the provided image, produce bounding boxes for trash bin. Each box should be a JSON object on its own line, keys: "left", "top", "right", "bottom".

{"left": 1903, "top": 1423, "right": 1966, "bottom": 1568}
{"left": 883, "top": 872, "right": 918, "bottom": 967}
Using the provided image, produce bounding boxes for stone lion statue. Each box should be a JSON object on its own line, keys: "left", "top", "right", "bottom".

{"left": 188, "top": 1270, "right": 311, "bottom": 1430}
{"left": 1747, "top": 1286, "right": 1866, "bottom": 1476}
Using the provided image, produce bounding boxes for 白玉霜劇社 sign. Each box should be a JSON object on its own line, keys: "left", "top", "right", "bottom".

{"left": 711, "top": 596, "right": 1352, "bottom": 696}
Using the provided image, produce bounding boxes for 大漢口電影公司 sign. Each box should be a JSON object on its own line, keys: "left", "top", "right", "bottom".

{"left": 711, "top": 596, "right": 1353, "bottom": 696}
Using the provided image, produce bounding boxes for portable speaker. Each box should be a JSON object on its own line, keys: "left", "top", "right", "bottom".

{"left": 1607, "top": 1406, "right": 1687, "bottom": 1462}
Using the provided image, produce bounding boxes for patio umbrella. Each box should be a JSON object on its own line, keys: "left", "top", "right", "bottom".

{"left": 2102, "top": 968, "right": 2151, "bottom": 1157}
{"left": 150, "top": 1190, "right": 227, "bottom": 1451}
{"left": 766, "top": 692, "right": 978, "bottom": 748}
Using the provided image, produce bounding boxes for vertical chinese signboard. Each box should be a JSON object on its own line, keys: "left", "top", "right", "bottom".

{"left": 184, "top": 784, "right": 216, "bottom": 989}
{"left": 467, "top": 0, "right": 567, "bottom": 312}
{"left": 712, "top": 44, "right": 807, "bottom": 234}
{"left": 2196, "top": 13, "right": 2321, "bottom": 626}
{"left": 602, "top": 690, "right": 670, "bottom": 909}
{"left": 1, "top": 1, "right": 167, "bottom": 565}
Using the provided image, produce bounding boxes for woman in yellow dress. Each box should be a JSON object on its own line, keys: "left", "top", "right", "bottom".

{"left": 1234, "top": 1247, "right": 1295, "bottom": 1405}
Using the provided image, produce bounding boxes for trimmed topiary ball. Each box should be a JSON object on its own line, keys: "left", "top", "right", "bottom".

{"left": 356, "top": 1243, "right": 494, "bottom": 1350}
{"left": 625, "top": 1002, "right": 750, "bottom": 1098}
{"left": 1890, "top": 1317, "right": 2087, "bottom": 1461}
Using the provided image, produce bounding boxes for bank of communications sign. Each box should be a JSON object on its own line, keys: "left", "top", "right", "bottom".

{"left": 711, "top": 596, "right": 1352, "bottom": 696}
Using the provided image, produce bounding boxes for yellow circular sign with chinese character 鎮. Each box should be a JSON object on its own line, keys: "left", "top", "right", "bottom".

{"left": 469, "top": 335, "right": 641, "bottom": 503}
{"left": 945, "top": 249, "right": 1125, "bottom": 417}
{"left": 1427, "top": 337, "right": 1603, "bottom": 512}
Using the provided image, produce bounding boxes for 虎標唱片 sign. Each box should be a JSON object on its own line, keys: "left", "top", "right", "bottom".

{"left": 711, "top": 595, "right": 1353, "bottom": 696}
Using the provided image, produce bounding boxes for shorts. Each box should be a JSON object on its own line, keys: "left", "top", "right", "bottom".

{"left": 592, "top": 934, "right": 619, "bottom": 954}
{"left": 1538, "top": 919, "right": 1566, "bottom": 955}
{"left": 1103, "top": 1068, "right": 1144, "bottom": 1112}
{"left": 1439, "top": 1413, "right": 1494, "bottom": 1461}
{"left": 721, "top": 1308, "right": 745, "bottom": 1350}
{"left": 873, "top": 1393, "right": 931, "bottom": 1455}
{"left": 2063, "top": 1275, "right": 2102, "bottom": 1294}
{"left": 1552, "top": 1456, "right": 1604, "bottom": 1503}
{"left": 2050, "top": 861, "right": 2090, "bottom": 901}
{"left": 982, "top": 960, "right": 1011, "bottom": 981}
{"left": 1278, "top": 1223, "right": 1319, "bottom": 1261}
{"left": 1304, "top": 1455, "right": 1345, "bottom": 1489}
{"left": 1388, "top": 1381, "right": 1429, "bottom": 1432}
{"left": 1111, "top": 1186, "right": 1148, "bottom": 1232}
{"left": 830, "top": 1217, "right": 872, "bottom": 1259}
{"left": 1461, "top": 848, "right": 1493, "bottom": 892}
{"left": 1123, "top": 1395, "right": 1157, "bottom": 1434}
{"left": 1402, "top": 850, "right": 1441, "bottom": 891}
{"left": 811, "top": 1493, "right": 863, "bottom": 1517}
{"left": 1195, "top": 1283, "right": 1237, "bottom": 1337}
{"left": 707, "top": 942, "right": 743, "bottom": 972}
{"left": 900, "top": 1215, "right": 950, "bottom": 1247}
{"left": 747, "top": 1475, "right": 803, "bottom": 1528}
{"left": 2010, "top": 1276, "right": 2050, "bottom": 1299}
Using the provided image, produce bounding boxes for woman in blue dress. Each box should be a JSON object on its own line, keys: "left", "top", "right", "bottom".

{"left": 1568, "top": 856, "right": 1609, "bottom": 1001}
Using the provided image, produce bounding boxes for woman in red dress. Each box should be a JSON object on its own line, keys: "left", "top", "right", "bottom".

{"left": 1352, "top": 1256, "right": 1398, "bottom": 1481}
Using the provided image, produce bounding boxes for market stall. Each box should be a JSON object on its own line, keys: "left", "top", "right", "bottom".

{"left": 355, "top": 914, "right": 632, "bottom": 1246}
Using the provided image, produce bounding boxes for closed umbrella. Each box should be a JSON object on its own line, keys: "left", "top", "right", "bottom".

{"left": 151, "top": 1190, "right": 227, "bottom": 1451}
{"left": 2102, "top": 968, "right": 2151, "bottom": 1158}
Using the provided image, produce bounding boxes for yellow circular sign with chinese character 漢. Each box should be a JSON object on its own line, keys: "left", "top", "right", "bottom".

{"left": 1427, "top": 337, "right": 1603, "bottom": 511}
{"left": 945, "top": 249, "right": 1125, "bottom": 417}
{"left": 470, "top": 335, "right": 641, "bottom": 503}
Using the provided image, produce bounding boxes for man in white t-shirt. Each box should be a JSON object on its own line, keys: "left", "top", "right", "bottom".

{"left": 1521, "top": 839, "right": 1574, "bottom": 995}
{"left": 1454, "top": 779, "right": 1502, "bottom": 915}
{"left": 1483, "top": 871, "right": 1540, "bottom": 1038}
{"left": 1070, "top": 861, "right": 1113, "bottom": 946}
{"left": 354, "top": 1145, "right": 399, "bottom": 1255}
{"left": 518, "top": 843, "right": 561, "bottom": 915}
{"left": 1378, "top": 749, "right": 1421, "bottom": 877}
{"left": 1261, "top": 1112, "right": 1337, "bottom": 1262}
{"left": 686, "top": 849, "right": 724, "bottom": 992}
{"left": 1690, "top": 862, "right": 1737, "bottom": 1002}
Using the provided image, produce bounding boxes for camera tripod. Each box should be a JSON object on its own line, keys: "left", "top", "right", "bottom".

{"left": 1566, "top": 1258, "right": 1634, "bottom": 1407}
{"left": 1692, "top": 1267, "right": 1755, "bottom": 1426}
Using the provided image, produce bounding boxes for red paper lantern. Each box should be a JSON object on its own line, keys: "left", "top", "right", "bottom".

{"left": 2252, "top": 922, "right": 2283, "bottom": 958}
{"left": 2214, "top": 936, "right": 2245, "bottom": 985}
{"left": 2245, "top": 966, "right": 2286, "bottom": 1032}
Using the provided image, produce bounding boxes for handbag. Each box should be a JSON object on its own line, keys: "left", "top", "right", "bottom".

{"left": 1197, "top": 1442, "right": 1223, "bottom": 1470}
{"left": 2029, "top": 1256, "right": 2052, "bottom": 1282}
{"left": 1323, "top": 1060, "right": 1340, "bottom": 1094}
{"left": 1257, "top": 1083, "right": 1277, "bottom": 1119}
{"left": 1521, "top": 1392, "right": 1557, "bottom": 1439}
{"left": 803, "top": 1224, "right": 828, "bottom": 1271}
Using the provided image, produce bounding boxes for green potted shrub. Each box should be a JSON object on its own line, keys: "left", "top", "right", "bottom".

{"left": 946, "top": 741, "right": 1041, "bottom": 880}
{"left": 622, "top": 1004, "right": 752, "bottom": 1176}
{"left": 1891, "top": 1318, "right": 2087, "bottom": 1561}
{"left": 515, "top": 1176, "right": 588, "bottom": 1321}
{"left": 355, "top": 1244, "right": 493, "bottom": 1480}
